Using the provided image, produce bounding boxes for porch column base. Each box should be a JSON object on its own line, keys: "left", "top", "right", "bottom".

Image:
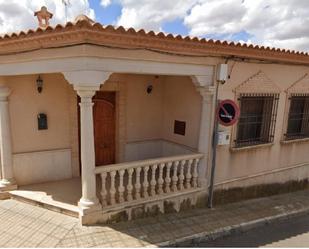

{"left": 0, "top": 180, "right": 17, "bottom": 200}
{"left": 0, "top": 178, "right": 16, "bottom": 187}
{"left": 78, "top": 198, "right": 101, "bottom": 213}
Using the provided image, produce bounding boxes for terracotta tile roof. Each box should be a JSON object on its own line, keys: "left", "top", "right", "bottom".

{"left": 0, "top": 16, "right": 308, "bottom": 65}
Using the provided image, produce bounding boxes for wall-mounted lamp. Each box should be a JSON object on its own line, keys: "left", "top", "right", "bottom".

{"left": 146, "top": 85, "right": 153, "bottom": 94}
{"left": 36, "top": 75, "right": 43, "bottom": 93}
{"left": 146, "top": 75, "right": 159, "bottom": 94}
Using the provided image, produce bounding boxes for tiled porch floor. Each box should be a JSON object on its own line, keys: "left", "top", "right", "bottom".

{"left": 9, "top": 178, "right": 81, "bottom": 217}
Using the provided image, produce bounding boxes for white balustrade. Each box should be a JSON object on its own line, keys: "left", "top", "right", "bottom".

{"left": 94, "top": 153, "right": 203, "bottom": 208}
{"left": 100, "top": 172, "right": 107, "bottom": 206}
{"left": 172, "top": 161, "right": 179, "bottom": 192}
{"left": 135, "top": 167, "right": 142, "bottom": 200}
{"left": 185, "top": 159, "right": 193, "bottom": 189}
{"left": 142, "top": 166, "right": 150, "bottom": 198}
{"left": 179, "top": 160, "right": 185, "bottom": 190}
{"left": 150, "top": 164, "right": 157, "bottom": 196}
{"left": 164, "top": 162, "right": 172, "bottom": 193}
{"left": 109, "top": 171, "right": 117, "bottom": 205}
{"left": 118, "top": 169, "right": 125, "bottom": 203}
{"left": 158, "top": 163, "right": 165, "bottom": 195}
{"left": 127, "top": 168, "right": 134, "bottom": 202}
{"left": 192, "top": 158, "right": 200, "bottom": 188}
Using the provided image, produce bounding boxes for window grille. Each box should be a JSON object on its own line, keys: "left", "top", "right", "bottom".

{"left": 235, "top": 93, "right": 279, "bottom": 147}
{"left": 285, "top": 94, "right": 309, "bottom": 140}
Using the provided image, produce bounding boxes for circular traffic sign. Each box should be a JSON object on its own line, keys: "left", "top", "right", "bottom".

{"left": 217, "top": 99, "right": 240, "bottom": 126}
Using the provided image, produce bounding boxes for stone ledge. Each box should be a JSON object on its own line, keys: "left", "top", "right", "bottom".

{"left": 230, "top": 142, "right": 274, "bottom": 152}
{"left": 281, "top": 137, "right": 309, "bottom": 144}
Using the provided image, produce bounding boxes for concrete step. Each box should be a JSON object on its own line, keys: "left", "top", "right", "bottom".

{"left": 0, "top": 184, "right": 17, "bottom": 200}
{"left": 10, "top": 190, "right": 79, "bottom": 218}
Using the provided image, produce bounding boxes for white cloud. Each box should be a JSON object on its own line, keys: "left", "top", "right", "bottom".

{"left": 115, "top": 0, "right": 198, "bottom": 31}
{"left": 184, "top": 0, "right": 246, "bottom": 35}
{"left": 0, "top": 0, "right": 95, "bottom": 35}
{"left": 184, "top": 0, "right": 309, "bottom": 51}
{"left": 100, "top": 0, "right": 111, "bottom": 7}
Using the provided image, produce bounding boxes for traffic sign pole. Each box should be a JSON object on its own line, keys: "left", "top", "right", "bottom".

{"left": 207, "top": 82, "right": 220, "bottom": 208}
{"left": 208, "top": 94, "right": 240, "bottom": 208}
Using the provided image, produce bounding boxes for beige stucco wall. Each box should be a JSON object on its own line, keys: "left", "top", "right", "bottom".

{"left": 214, "top": 62, "right": 309, "bottom": 189}
{"left": 162, "top": 76, "right": 202, "bottom": 149}
{"left": 6, "top": 74, "right": 71, "bottom": 153}
{"left": 122, "top": 74, "right": 164, "bottom": 142}
{"left": 1, "top": 73, "right": 79, "bottom": 185}
{"left": 104, "top": 74, "right": 202, "bottom": 161}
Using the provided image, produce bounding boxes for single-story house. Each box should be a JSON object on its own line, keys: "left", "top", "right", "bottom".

{"left": 0, "top": 7, "right": 308, "bottom": 224}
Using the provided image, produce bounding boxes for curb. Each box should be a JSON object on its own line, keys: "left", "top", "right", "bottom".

{"left": 158, "top": 207, "right": 309, "bottom": 247}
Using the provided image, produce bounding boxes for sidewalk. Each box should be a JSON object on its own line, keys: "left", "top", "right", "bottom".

{"left": 0, "top": 189, "right": 308, "bottom": 247}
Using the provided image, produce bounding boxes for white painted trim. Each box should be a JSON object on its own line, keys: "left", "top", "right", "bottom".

{"left": 0, "top": 56, "right": 213, "bottom": 86}
{"left": 13, "top": 148, "right": 71, "bottom": 156}
{"left": 63, "top": 71, "right": 112, "bottom": 86}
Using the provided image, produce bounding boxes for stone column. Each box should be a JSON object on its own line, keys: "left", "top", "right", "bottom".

{"left": 0, "top": 86, "right": 15, "bottom": 187}
{"left": 196, "top": 85, "right": 216, "bottom": 188}
{"left": 63, "top": 71, "right": 111, "bottom": 214}
{"left": 75, "top": 86, "right": 100, "bottom": 210}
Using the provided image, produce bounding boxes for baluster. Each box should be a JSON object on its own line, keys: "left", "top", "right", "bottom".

{"left": 172, "top": 161, "right": 179, "bottom": 192}
{"left": 164, "top": 162, "right": 172, "bottom": 193}
{"left": 110, "top": 171, "right": 117, "bottom": 205}
{"left": 185, "top": 159, "right": 193, "bottom": 189}
{"left": 150, "top": 164, "right": 158, "bottom": 196}
{"left": 118, "top": 169, "right": 125, "bottom": 203}
{"left": 142, "top": 166, "right": 150, "bottom": 198}
{"left": 157, "top": 163, "right": 165, "bottom": 195}
{"left": 178, "top": 160, "right": 185, "bottom": 191}
{"left": 100, "top": 172, "right": 107, "bottom": 206}
{"left": 134, "top": 167, "right": 142, "bottom": 200}
{"left": 127, "top": 168, "right": 134, "bottom": 202}
{"left": 192, "top": 158, "right": 200, "bottom": 188}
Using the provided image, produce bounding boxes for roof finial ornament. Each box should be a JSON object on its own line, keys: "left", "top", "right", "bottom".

{"left": 34, "top": 6, "right": 53, "bottom": 29}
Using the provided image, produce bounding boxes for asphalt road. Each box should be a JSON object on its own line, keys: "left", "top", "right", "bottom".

{"left": 188, "top": 213, "right": 309, "bottom": 247}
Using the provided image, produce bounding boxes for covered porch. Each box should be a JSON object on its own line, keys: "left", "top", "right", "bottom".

{"left": 0, "top": 45, "right": 216, "bottom": 224}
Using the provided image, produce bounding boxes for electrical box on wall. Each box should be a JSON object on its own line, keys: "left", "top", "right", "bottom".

{"left": 38, "top": 113, "right": 48, "bottom": 130}
{"left": 217, "top": 130, "right": 230, "bottom": 145}
{"left": 217, "top": 64, "right": 228, "bottom": 83}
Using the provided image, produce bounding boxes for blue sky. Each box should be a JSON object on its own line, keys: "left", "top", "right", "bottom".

{"left": 89, "top": 0, "right": 121, "bottom": 26}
